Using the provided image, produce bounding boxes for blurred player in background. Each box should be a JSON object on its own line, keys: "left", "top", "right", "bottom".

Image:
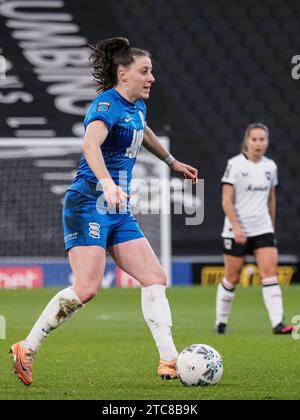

{"left": 215, "top": 123, "right": 293, "bottom": 335}
{"left": 10, "top": 37, "right": 198, "bottom": 385}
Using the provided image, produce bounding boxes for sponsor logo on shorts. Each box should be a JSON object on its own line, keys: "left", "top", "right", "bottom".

{"left": 97, "top": 101, "right": 111, "bottom": 112}
{"left": 64, "top": 232, "right": 78, "bottom": 242}
{"left": 89, "top": 222, "right": 100, "bottom": 239}
{"left": 224, "top": 239, "right": 232, "bottom": 250}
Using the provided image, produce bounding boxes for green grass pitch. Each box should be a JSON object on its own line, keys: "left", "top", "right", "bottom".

{"left": 0, "top": 286, "right": 299, "bottom": 400}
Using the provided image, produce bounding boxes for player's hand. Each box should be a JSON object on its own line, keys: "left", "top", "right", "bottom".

{"left": 233, "top": 225, "right": 247, "bottom": 245}
{"left": 169, "top": 160, "right": 198, "bottom": 184}
{"left": 101, "top": 178, "right": 128, "bottom": 210}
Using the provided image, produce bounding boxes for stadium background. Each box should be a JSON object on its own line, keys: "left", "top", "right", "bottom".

{"left": 0, "top": 0, "right": 299, "bottom": 288}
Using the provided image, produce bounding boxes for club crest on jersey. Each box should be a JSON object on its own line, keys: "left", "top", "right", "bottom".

{"left": 97, "top": 101, "right": 111, "bottom": 112}
{"left": 89, "top": 222, "right": 100, "bottom": 239}
{"left": 265, "top": 171, "right": 272, "bottom": 181}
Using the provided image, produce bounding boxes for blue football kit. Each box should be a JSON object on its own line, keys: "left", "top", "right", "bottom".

{"left": 63, "top": 88, "right": 146, "bottom": 250}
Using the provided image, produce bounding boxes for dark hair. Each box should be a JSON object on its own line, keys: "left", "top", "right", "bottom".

{"left": 89, "top": 37, "right": 150, "bottom": 92}
{"left": 241, "top": 122, "right": 269, "bottom": 153}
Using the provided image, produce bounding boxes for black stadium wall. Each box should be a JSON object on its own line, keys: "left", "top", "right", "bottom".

{"left": 0, "top": 0, "right": 299, "bottom": 259}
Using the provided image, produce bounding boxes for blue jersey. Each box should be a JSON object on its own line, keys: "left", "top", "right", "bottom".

{"left": 70, "top": 88, "right": 147, "bottom": 198}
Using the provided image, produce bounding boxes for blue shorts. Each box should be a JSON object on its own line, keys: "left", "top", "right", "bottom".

{"left": 63, "top": 190, "right": 144, "bottom": 251}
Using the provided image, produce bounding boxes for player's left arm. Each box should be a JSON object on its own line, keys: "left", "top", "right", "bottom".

{"left": 268, "top": 186, "right": 276, "bottom": 228}
{"left": 143, "top": 124, "right": 198, "bottom": 183}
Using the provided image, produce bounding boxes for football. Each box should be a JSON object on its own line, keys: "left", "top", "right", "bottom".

{"left": 176, "top": 344, "right": 223, "bottom": 387}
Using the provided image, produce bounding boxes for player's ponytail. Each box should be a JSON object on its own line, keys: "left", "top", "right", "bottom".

{"left": 241, "top": 122, "right": 269, "bottom": 153}
{"left": 89, "top": 37, "right": 150, "bottom": 92}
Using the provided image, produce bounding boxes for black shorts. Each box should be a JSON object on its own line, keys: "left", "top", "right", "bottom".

{"left": 222, "top": 233, "right": 276, "bottom": 257}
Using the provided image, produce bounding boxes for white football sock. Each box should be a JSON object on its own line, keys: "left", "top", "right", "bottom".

{"left": 216, "top": 278, "right": 236, "bottom": 325}
{"left": 262, "top": 276, "right": 283, "bottom": 328}
{"left": 23, "top": 287, "right": 83, "bottom": 352}
{"left": 141, "top": 284, "right": 178, "bottom": 361}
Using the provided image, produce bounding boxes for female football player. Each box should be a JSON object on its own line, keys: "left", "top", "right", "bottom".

{"left": 215, "top": 123, "right": 293, "bottom": 335}
{"left": 10, "top": 37, "right": 198, "bottom": 385}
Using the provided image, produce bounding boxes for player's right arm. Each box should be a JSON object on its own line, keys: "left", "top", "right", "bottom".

{"left": 82, "top": 120, "right": 127, "bottom": 207}
{"left": 222, "top": 184, "right": 247, "bottom": 245}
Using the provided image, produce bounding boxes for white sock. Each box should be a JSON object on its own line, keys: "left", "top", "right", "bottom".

{"left": 262, "top": 276, "right": 283, "bottom": 328}
{"left": 23, "top": 287, "right": 84, "bottom": 352}
{"left": 216, "top": 278, "right": 236, "bottom": 325}
{"left": 141, "top": 284, "right": 178, "bottom": 361}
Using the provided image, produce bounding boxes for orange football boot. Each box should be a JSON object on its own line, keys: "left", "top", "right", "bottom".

{"left": 10, "top": 342, "right": 35, "bottom": 385}
{"left": 157, "top": 359, "right": 177, "bottom": 380}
